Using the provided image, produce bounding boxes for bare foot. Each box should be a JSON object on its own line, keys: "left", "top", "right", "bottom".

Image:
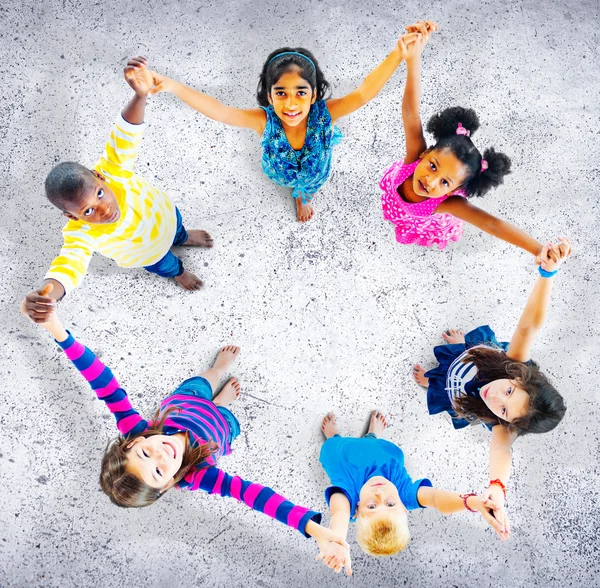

{"left": 442, "top": 329, "right": 465, "bottom": 344}
{"left": 413, "top": 364, "right": 429, "bottom": 387}
{"left": 184, "top": 230, "right": 214, "bottom": 248}
{"left": 321, "top": 412, "right": 339, "bottom": 438}
{"left": 296, "top": 198, "right": 314, "bottom": 223}
{"left": 366, "top": 410, "right": 388, "bottom": 438}
{"left": 174, "top": 270, "right": 203, "bottom": 290}
{"left": 213, "top": 345, "right": 241, "bottom": 373}
{"left": 213, "top": 377, "right": 241, "bottom": 407}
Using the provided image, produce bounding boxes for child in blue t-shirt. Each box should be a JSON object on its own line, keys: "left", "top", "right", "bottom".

{"left": 316, "top": 410, "right": 506, "bottom": 574}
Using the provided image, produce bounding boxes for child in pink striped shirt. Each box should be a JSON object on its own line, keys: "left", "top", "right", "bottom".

{"left": 24, "top": 298, "right": 352, "bottom": 571}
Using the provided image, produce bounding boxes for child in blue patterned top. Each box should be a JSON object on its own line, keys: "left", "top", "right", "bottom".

{"left": 145, "top": 22, "right": 432, "bottom": 222}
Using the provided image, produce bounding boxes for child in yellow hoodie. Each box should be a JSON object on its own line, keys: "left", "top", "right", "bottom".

{"left": 23, "top": 57, "right": 211, "bottom": 322}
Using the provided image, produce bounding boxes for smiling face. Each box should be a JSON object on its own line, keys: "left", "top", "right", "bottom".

{"left": 479, "top": 378, "right": 530, "bottom": 422}
{"left": 62, "top": 171, "right": 121, "bottom": 224}
{"left": 268, "top": 68, "right": 316, "bottom": 128}
{"left": 413, "top": 148, "right": 470, "bottom": 198}
{"left": 125, "top": 434, "right": 187, "bottom": 490}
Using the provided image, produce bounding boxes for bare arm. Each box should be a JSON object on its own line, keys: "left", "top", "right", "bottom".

{"left": 401, "top": 21, "right": 439, "bottom": 162}
{"left": 149, "top": 73, "right": 266, "bottom": 134}
{"left": 437, "top": 197, "right": 543, "bottom": 257}
{"left": 506, "top": 238, "right": 572, "bottom": 362}
{"left": 122, "top": 57, "right": 152, "bottom": 125}
{"left": 313, "top": 492, "right": 353, "bottom": 576}
{"left": 417, "top": 486, "right": 507, "bottom": 539}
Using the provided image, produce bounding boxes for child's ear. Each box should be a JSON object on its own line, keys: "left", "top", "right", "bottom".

{"left": 419, "top": 148, "right": 432, "bottom": 159}
{"left": 91, "top": 170, "right": 106, "bottom": 183}
{"left": 159, "top": 479, "right": 177, "bottom": 495}
{"left": 267, "top": 92, "right": 273, "bottom": 105}
{"left": 310, "top": 89, "right": 317, "bottom": 105}
{"left": 62, "top": 211, "right": 79, "bottom": 221}
{"left": 125, "top": 437, "right": 144, "bottom": 451}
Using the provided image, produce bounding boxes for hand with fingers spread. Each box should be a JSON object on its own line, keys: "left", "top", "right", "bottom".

{"left": 123, "top": 56, "right": 155, "bottom": 97}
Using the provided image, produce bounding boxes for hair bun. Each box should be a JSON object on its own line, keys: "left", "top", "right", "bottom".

{"left": 426, "top": 106, "right": 480, "bottom": 141}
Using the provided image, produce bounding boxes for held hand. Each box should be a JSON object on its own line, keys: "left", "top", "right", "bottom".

{"left": 481, "top": 485, "right": 511, "bottom": 540}
{"left": 147, "top": 71, "right": 175, "bottom": 95}
{"left": 22, "top": 283, "right": 56, "bottom": 324}
{"left": 124, "top": 56, "right": 154, "bottom": 97}
{"left": 401, "top": 20, "right": 438, "bottom": 60}
{"left": 21, "top": 284, "right": 64, "bottom": 335}
{"left": 467, "top": 494, "right": 510, "bottom": 541}
{"left": 397, "top": 32, "right": 424, "bottom": 61}
{"left": 315, "top": 539, "right": 353, "bottom": 576}
{"left": 538, "top": 237, "right": 572, "bottom": 273}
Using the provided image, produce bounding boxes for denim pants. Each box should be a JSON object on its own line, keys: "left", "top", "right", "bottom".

{"left": 143, "top": 208, "right": 188, "bottom": 278}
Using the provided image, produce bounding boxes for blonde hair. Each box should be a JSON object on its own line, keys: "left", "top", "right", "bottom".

{"left": 355, "top": 512, "right": 410, "bottom": 556}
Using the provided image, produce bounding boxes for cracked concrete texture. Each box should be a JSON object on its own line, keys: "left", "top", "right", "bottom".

{"left": 1, "top": 0, "right": 599, "bottom": 587}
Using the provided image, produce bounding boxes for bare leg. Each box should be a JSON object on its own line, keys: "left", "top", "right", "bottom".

{"left": 321, "top": 412, "right": 340, "bottom": 438}
{"left": 199, "top": 345, "right": 241, "bottom": 391}
{"left": 441, "top": 329, "right": 465, "bottom": 344}
{"left": 213, "top": 378, "right": 241, "bottom": 406}
{"left": 296, "top": 197, "right": 315, "bottom": 223}
{"left": 413, "top": 364, "right": 429, "bottom": 387}
{"left": 174, "top": 269, "right": 204, "bottom": 291}
{"left": 366, "top": 411, "right": 388, "bottom": 438}
{"left": 183, "top": 230, "right": 214, "bottom": 247}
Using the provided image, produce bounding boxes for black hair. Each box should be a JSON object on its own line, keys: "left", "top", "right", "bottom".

{"left": 256, "top": 47, "right": 331, "bottom": 107}
{"left": 425, "top": 106, "right": 512, "bottom": 197}
{"left": 45, "top": 161, "right": 95, "bottom": 210}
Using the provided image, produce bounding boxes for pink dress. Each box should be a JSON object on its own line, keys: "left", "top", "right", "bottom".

{"left": 380, "top": 159, "right": 466, "bottom": 250}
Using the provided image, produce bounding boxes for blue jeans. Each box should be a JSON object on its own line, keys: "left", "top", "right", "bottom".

{"left": 172, "top": 376, "right": 241, "bottom": 444}
{"left": 144, "top": 208, "right": 188, "bottom": 278}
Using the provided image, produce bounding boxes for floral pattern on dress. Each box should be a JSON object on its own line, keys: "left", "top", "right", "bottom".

{"left": 260, "top": 100, "right": 342, "bottom": 202}
{"left": 380, "top": 159, "right": 467, "bottom": 250}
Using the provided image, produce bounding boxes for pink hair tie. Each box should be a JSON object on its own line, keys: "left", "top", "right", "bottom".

{"left": 480, "top": 158, "right": 488, "bottom": 172}
{"left": 456, "top": 122, "right": 470, "bottom": 137}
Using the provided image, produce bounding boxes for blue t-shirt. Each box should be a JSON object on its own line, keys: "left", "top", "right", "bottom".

{"left": 319, "top": 436, "right": 432, "bottom": 521}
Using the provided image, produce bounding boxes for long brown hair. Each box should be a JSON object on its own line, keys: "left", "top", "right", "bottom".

{"left": 452, "top": 347, "right": 566, "bottom": 435}
{"left": 99, "top": 406, "right": 218, "bottom": 508}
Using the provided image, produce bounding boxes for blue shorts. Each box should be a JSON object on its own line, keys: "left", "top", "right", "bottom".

{"left": 172, "top": 376, "right": 241, "bottom": 444}
{"left": 144, "top": 207, "right": 188, "bottom": 278}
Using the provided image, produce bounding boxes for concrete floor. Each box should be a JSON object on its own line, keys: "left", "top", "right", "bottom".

{"left": 2, "top": 0, "right": 599, "bottom": 586}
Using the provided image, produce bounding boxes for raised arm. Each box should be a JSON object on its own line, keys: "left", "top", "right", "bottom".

{"left": 147, "top": 69, "right": 266, "bottom": 134}
{"left": 327, "top": 22, "right": 436, "bottom": 123}
{"left": 506, "top": 238, "right": 572, "bottom": 362}
{"left": 21, "top": 306, "right": 147, "bottom": 437}
{"left": 436, "top": 197, "right": 544, "bottom": 258}
{"left": 401, "top": 20, "right": 438, "bottom": 162}
{"left": 416, "top": 485, "right": 508, "bottom": 540}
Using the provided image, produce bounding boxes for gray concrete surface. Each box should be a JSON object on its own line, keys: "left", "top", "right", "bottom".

{"left": 1, "top": 0, "right": 599, "bottom": 586}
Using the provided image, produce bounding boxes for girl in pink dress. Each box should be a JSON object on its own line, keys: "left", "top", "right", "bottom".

{"left": 381, "top": 21, "right": 544, "bottom": 255}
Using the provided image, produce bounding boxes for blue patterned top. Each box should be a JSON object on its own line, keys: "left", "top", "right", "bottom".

{"left": 260, "top": 100, "right": 342, "bottom": 203}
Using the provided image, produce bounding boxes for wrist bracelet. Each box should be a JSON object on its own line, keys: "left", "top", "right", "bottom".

{"left": 489, "top": 479, "right": 507, "bottom": 498}
{"left": 460, "top": 492, "right": 478, "bottom": 513}
{"left": 538, "top": 266, "right": 557, "bottom": 278}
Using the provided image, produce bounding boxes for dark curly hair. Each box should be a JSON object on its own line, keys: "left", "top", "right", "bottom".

{"left": 45, "top": 161, "right": 95, "bottom": 210}
{"left": 256, "top": 47, "right": 331, "bottom": 107}
{"left": 452, "top": 347, "right": 566, "bottom": 435}
{"left": 426, "top": 107, "right": 512, "bottom": 197}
